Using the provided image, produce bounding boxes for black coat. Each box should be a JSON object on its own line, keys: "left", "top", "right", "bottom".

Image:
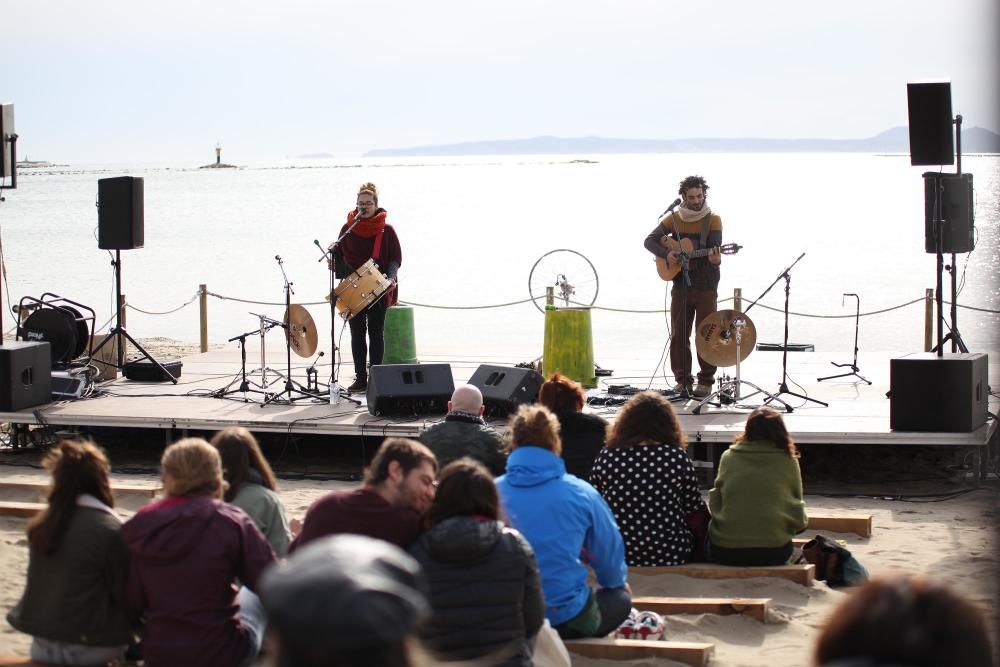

{"left": 557, "top": 410, "right": 608, "bottom": 481}
{"left": 409, "top": 516, "right": 544, "bottom": 666}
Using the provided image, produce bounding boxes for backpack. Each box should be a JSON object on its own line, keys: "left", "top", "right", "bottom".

{"left": 799, "top": 534, "right": 869, "bottom": 587}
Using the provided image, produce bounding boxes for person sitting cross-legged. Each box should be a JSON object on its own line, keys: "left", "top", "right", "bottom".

{"left": 537, "top": 373, "right": 608, "bottom": 481}
{"left": 418, "top": 384, "right": 506, "bottom": 476}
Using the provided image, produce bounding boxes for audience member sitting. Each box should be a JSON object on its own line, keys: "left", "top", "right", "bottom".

{"left": 419, "top": 384, "right": 506, "bottom": 476}
{"left": 211, "top": 426, "right": 292, "bottom": 556}
{"left": 122, "top": 438, "right": 276, "bottom": 667}
{"left": 590, "top": 391, "right": 707, "bottom": 566}
{"left": 289, "top": 437, "right": 437, "bottom": 553}
{"left": 813, "top": 574, "right": 994, "bottom": 667}
{"left": 409, "top": 458, "right": 545, "bottom": 665}
{"left": 7, "top": 439, "right": 136, "bottom": 666}
{"left": 537, "top": 372, "right": 608, "bottom": 481}
{"left": 708, "top": 407, "right": 808, "bottom": 566}
{"left": 260, "top": 534, "right": 433, "bottom": 667}
{"left": 496, "top": 404, "right": 631, "bottom": 639}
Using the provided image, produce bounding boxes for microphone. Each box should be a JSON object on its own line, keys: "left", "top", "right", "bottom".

{"left": 315, "top": 239, "right": 330, "bottom": 262}
{"left": 658, "top": 198, "right": 683, "bottom": 224}
{"left": 275, "top": 254, "right": 282, "bottom": 262}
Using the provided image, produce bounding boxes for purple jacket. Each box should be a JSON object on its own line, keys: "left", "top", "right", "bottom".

{"left": 122, "top": 495, "right": 276, "bottom": 667}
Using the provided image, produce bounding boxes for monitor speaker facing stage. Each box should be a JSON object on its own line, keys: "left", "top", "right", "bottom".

{"left": 890, "top": 352, "right": 988, "bottom": 432}
{"left": 0, "top": 341, "right": 52, "bottom": 411}
{"left": 98, "top": 176, "right": 145, "bottom": 250}
{"left": 468, "top": 364, "right": 543, "bottom": 417}
{"left": 367, "top": 364, "right": 454, "bottom": 416}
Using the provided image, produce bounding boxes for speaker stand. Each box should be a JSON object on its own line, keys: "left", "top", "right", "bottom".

{"left": 90, "top": 250, "right": 178, "bottom": 384}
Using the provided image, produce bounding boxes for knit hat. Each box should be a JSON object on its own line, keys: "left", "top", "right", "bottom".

{"left": 259, "top": 534, "right": 430, "bottom": 652}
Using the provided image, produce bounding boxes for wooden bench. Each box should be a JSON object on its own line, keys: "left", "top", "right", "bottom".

{"left": 632, "top": 595, "right": 770, "bottom": 623}
{"left": 0, "top": 501, "right": 47, "bottom": 518}
{"left": 563, "top": 638, "right": 714, "bottom": 665}
{"left": 631, "top": 562, "right": 815, "bottom": 586}
{"left": 807, "top": 512, "right": 873, "bottom": 538}
{"left": 0, "top": 480, "right": 161, "bottom": 499}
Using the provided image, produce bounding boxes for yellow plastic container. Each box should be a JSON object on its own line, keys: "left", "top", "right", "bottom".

{"left": 543, "top": 307, "right": 596, "bottom": 388}
{"left": 383, "top": 304, "right": 418, "bottom": 364}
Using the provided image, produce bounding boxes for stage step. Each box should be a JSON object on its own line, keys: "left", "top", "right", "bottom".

{"left": 807, "top": 512, "right": 873, "bottom": 538}
{"left": 0, "top": 501, "right": 46, "bottom": 518}
{"left": 563, "top": 638, "right": 714, "bottom": 665}
{"left": 631, "top": 562, "right": 815, "bottom": 586}
{"left": 0, "top": 480, "right": 161, "bottom": 499}
{"left": 632, "top": 595, "right": 771, "bottom": 623}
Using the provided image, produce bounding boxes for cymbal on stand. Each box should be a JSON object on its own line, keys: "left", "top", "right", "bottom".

{"left": 695, "top": 309, "right": 756, "bottom": 368}
{"left": 284, "top": 304, "right": 318, "bottom": 358}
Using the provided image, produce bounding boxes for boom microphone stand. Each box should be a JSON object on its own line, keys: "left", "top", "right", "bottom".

{"left": 817, "top": 293, "right": 870, "bottom": 384}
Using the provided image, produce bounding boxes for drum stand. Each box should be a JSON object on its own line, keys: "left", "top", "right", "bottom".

{"left": 818, "top": 293, "right": 871, "bottom": 384}
{"left": 692, "top": 315, "right": 785, "bottom": 414}
{"left": 265, "top": 256, "right": 325, "bottom": 405}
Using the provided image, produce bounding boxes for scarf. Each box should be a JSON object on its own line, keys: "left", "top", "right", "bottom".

{"left": 348, "top": 208, "right": 387, "bottom": 238}
{"left": 676, "top": 204, "right": 712, "bottom": 223}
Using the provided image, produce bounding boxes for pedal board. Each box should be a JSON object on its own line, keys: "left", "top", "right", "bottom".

{"left": 51, "top": 371, "right": 87, "bottom": 399}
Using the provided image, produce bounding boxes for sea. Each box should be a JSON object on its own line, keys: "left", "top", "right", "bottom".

{"left": 2, "top": 153, "right": 998, "bottom": 377}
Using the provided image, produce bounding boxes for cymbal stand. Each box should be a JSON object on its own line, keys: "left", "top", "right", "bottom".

{"left": 692, "top": 314, "right": 785, "bottom": 414}
{"left": 818, "top": 293, "right": 871, "bottom": 384}
{"left": 213, "top": 323, "right": 273, "bottom": 401}
{"left": 265, "top": 256, "right": 325, "bottom": 405}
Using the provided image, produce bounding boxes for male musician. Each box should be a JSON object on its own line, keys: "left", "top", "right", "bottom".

{"left": 643, "top": 175, "right": 722, "bottom": 398}
{"left": 329, "top": 182, "right": 402, "bottom": 393}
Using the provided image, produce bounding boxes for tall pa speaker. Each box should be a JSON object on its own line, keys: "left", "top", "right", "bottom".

{"left": 0, "top": 103, "right": 14, "bottom": 180}
{"left": 890, "top": 352, "right": 988, "bottom": 432}
{"left": 367, "top": 364, "right": 454, "bottom": 416}
{"left": 923, "top": 172, "right": 974, "bottom": 253}
{"left": 0, "top": 341, "right": 52, "bottom": 411}
{"left": 906, "top": 82, "right": 954, "bottom": 166}
{"left": 468, "top": 364, "right": 543, "bottom": 417}
{"left": 98, "top": 176, "right": 144, "bottom": 249}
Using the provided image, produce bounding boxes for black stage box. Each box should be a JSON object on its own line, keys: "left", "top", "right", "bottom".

{"left": 0, "top": 341, "right": 52, "bottom": 411}
{"left": 123, "top": 359, "right": 183, "bottom": 382}
{"left": 890, "top": 352, "right": 988, "bottom": 432}
{"left": 367, "top": 364, "right": 454, "bottom": 417}
{"left": 468, "top": 364, "right": 543, "bottom": 417}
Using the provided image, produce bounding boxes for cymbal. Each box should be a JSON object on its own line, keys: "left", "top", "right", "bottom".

{"left": 284, "top": 304, "right": 318, "bottom": 358}
{"left": 695, "top": 309, "right": 756, "bottom": 368}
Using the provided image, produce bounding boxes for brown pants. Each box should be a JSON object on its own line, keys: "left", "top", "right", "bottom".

{"left": 670, "top": 285, "right": 717, "bottom": 386}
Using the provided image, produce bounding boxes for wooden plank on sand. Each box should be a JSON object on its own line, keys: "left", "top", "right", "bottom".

{"left": 632, "top": 595, "right": 770, "bottom": 623}
{"left": 630, "top": 563, "right": 815, "bottom": 586}
{"left": 0, "top": 501, "right": 46, "bottom": 518}
{"left": 807, "top": 512, "right": 873, "bottom": 538}
{"left": 563, "top": 638, "right": 713, "bottom": 665}
{"left": 0, "top": 480, "right": 161, "bottom": 498}
{"left": 0, "top": 657, "right": 39, "bottom": 667}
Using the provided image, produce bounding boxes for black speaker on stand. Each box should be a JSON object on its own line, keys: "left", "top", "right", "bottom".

{"left": 923, "top": 172, "right": 974, "bottom": 254}
{"left": 907, "top": 82, "right": 955, "bottom": 166}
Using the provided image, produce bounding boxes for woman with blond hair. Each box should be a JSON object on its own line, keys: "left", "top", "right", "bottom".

{"left": 7, "top": 439, "right": 135, "bottom": 665}
{"left": 122, "top": 438, "right": 276, "bottom": 667}
{"left": 708, "top": 407, "right": 808, "bottom": 566}
{"left": 329, "top": 181, "right": 403, "bottom": 393}
{"left": 496, "top": 405, "right": 630, "bottom": 640}
{"left": 211, "top": 427, "right": 291, "bottom": 556}
{"left": 537, "top": 372, "right": 608, "bottom": 480}
{"left": 590, "top": 391, "right": 707, "bottom": 566}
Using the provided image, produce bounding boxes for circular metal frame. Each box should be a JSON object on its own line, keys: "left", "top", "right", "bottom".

{"left": 528, "top": 249, "right": 600, "bottom": 313}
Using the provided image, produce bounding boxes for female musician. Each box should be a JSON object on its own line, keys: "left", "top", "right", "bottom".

{"left": 331, "top": 182, "right": 402, "bottom": 393}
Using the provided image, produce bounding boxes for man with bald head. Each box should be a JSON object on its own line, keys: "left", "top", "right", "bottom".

{"left": 419, "top": 384, "right": 507, "bottom": 476}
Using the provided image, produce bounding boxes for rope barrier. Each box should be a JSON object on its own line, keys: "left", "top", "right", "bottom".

{"left": 126, "top": 290, "right": 201, "bottom": 315}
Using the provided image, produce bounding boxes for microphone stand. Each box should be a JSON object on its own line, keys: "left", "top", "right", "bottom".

{"left": 665, "top": 206, "right": 696, "bottom": 403}
{"left": 818, "top": 293, "right": 870, "bottom": 384}
{"left": 742, "top": 253, "right": 826, "bottom": 410}
{"left": 318, "top": 216, "right": 364, "bottom": 406}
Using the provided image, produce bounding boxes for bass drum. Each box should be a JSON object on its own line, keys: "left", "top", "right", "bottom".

{"left": 21, "top": 306, "right": 89, "bottom": 364}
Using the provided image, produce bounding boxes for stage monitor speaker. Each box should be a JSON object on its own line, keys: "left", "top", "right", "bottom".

{"left": 923, "top": 172, "right": 974, "bottom": 254}
{"left": 0, "top": 341, "right": 52, "bottom": 411}
{"left": 98, "top": 176, "right": 145, "bottom": 249}
{"left": 906, "top": 82, "right": 954, "bottom": 166}
{"left": 367, "top": 364, "right": 454, "bottom": 417}
{"left": 0, "top": 103, "right": 14, "bottom": 180}
{"left": 468, "top": 364, "right": 544, "bottom": 417}
{"left": 890, "top": 352, "right": 988, "bottom": 432}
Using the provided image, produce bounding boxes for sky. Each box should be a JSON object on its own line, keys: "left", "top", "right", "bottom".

{"left": 4, "top": 0, "right": 998, "bottom": 162}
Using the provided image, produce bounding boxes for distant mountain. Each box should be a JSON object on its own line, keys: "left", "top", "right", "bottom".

{"left": 364, "top": 127, "right": 1000, "bottom": 157}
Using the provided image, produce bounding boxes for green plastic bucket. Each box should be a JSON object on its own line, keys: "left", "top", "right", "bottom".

{"left": 383, "top": 305, "right": 418, "bottom": 364}
{"left": 543, "top": 307, "right": 596, "bottom": 388}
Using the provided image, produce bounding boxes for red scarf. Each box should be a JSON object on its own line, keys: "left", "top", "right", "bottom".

{"left": 348, "top": 209, "right": 387, "bottom": 238}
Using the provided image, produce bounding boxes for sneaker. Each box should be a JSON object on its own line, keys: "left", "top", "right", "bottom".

{"left": 347, "top": 378, "right": 367, "bottom": 393}
{"left": 614, "top": 607, "right": 641, "bottom": 639}
{"left": 692, "top": 382, "right": 713, "bottom": 398}
{"left": 672, "top": 382, "right": 692, "bottom": 395}
{"left": 634, "top": 610, "right": 666, "bottom": 640}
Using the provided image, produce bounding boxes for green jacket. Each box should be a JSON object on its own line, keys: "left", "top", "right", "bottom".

{"left": 231, "top": 481, "right": 292, "bottom": 557}
{"left": 708, "top": 439, "right": 808, "bottom": 549}
{"left": 419, "top": 412, "right": 506, "bottom": 477}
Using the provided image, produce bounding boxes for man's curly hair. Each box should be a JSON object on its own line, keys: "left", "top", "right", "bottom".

{"left": 678, "top": 175, "right": 709, "bottom": 197}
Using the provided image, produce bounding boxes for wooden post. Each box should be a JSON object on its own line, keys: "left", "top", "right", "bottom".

{"left": 924, "top": 288, "right": 934, "bottom": 352}
{"left": 734, "top": 288, "right": 742, "bottom": 313}
{"left": 199, "top": 284, "right": 208, "bottom": 353}
{"left": 119, "top": 293, "right": 128, "bottom": 360}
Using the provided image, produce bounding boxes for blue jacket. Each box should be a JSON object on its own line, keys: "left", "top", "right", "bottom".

{"left": 496, "top": 446, "right": 628, "bottom": 626}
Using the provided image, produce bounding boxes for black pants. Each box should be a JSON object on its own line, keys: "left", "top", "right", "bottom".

{"left": 708, "top": 540, "right": 794, "bottom": 567}
{"left": 348, "top": 299, "right": 388, "bottom": 380}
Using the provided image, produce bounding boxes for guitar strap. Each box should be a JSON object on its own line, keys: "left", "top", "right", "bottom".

{"left": 371, "top": 229, "right": 385, "bottom": 265}
{"left": 699, "top": 214, "right": 712, "bottom": 248}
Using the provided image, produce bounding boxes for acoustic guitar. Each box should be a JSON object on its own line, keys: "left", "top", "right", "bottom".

{"left": 655, "top": 237, "right": 743, "bottom": 281}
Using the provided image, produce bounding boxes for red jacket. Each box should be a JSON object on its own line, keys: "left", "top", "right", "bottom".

{"left": 122, "top": 496, "right": 276, "bottom": 667}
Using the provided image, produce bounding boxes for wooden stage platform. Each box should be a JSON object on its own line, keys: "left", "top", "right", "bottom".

{"left": 1, "top": 342, "right": 996, "bottom": 462}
